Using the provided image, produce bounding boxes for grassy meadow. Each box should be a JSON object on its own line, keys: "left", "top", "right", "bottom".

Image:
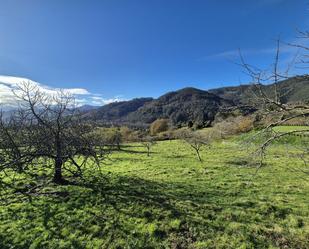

{"left": 0, "top": 134, "right": 308, "bottom": 248}
{"left": 272, "top": 126, "right": 309, "bottom": 133}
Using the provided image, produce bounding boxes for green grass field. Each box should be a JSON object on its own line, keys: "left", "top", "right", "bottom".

{"left": 272, "top": 126, "right": 309, "bottom": 133}
{"left": 0, "top": 136, "right": 308, "bottom": 248}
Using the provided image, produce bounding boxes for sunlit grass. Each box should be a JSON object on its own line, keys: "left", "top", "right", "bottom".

{"left": 273, "top": 125, "right": 309, "bottom": 133}
{"left": 0, "top": 136, "right": 308, "bottom": 248}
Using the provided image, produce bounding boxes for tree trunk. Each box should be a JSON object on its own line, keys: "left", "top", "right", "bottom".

{"left": 53, "top": 135, "right": 66, "bottom": 184}
{"left": 53, "top": 157, "right": 64, "bottom": 184}
{"left": 195, "top": 149, "right": 202, "bottom": 162}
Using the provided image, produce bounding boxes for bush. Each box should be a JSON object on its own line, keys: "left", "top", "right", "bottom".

{"left": 237, "top": 116, "right": 254, "bottom": 133}
{"left": 90, "top": 127, "right": 122, "bottom": 148}
{"left": 150, "top": 119, "right": 170, "bottom": 136}
{"left": 214, "top": 115, "right": 254, "bottom": 137}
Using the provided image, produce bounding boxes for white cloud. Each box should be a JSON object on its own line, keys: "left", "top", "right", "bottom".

{"left": 0, "top": 75, "right": 123, "bottom": 109}
{"left": 0, "top": 75, "right": 90, "bottom": 95}
{"left": 89, "top": 96, "right": 124, "bottom": 106}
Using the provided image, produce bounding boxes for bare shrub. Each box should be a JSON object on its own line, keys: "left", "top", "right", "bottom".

{"left": 140, "top": 135, "right": 157, "bottom": 156}
{"left": 150, "top": 119, "right": 170, "bottom": 136}
{"left": 214, "top": 115, "right": 255, "bottom": 137}
{"left": 177, "top": 129, "right": 212, "bottom": 162}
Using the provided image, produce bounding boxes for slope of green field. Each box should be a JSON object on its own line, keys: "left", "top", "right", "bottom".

{"left": 272, "top": 126, "right": 309, "bottom": 133}
{"left": 0, "top": 138, "right": 308, "bottom": 248}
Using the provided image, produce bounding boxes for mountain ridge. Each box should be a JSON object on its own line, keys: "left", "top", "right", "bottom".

{"left": 83, "top": 75, "right": 309, "bottom": 127}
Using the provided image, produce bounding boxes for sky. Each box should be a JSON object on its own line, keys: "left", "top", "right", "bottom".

{"left": 0, "top": 0, "right": 308, "bottom": 106}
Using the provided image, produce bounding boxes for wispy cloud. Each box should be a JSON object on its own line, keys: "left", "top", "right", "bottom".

{"left": 0, "top": 75, "right": 124, "bottom": 109}
{"left": 199, "top": 48, "right": 274, "bottom": 61}
{"left": 199, "top": 44, "right": 298, "bottom": 61}
{"left": 199, "top": 38, "right": 309, "bottom": 79}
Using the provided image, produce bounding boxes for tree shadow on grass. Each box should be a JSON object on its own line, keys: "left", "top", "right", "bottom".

{"left": 27, "top": 175, "right": 229, "bottom": 246}
{"left": 78, "top": 175, "right": 184, "bottom": 215}
{"left": 225, "top": 159, "right": 254, "bottom": 167}
{"left": 1, "top": 173, "right": 297, "bottom": 249}
{"left": 164, "top": 154, "right": 189, "bottom": 159}
{"left": 119, "top": 149, "right": 157, "bottom": 155}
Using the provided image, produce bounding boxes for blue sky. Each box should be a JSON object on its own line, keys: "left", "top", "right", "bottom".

{"left": 0, "top": 0, "right": 308, "bottom": 105}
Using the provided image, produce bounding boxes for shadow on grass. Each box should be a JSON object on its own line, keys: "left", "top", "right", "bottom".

{"left": 78, "top": 175, "right": 185, "bottom": 216}
{"left": 119, "top": 149, "right": 157, "bottom": 154}
{"left": 30, "top": 175, "right": 226, "bottom": 239}
{"left": 164, "top": 154, "right": 189, "bottom": 159}
{"left": 0, "top": 173, "right": 298, "bottom": 249}
{"left": 225, "top": 157, "right": 266, "bottom": 168}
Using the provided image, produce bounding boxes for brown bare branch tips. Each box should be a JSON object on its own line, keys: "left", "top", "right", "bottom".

{"left": 177, "top": 129, "right": 213, "bottom": 162}
{"left": 140, "top": 135, "right": 157, "bottom": 157}
{"left": 238, "top": 37, "right": 309, "bottom": 170}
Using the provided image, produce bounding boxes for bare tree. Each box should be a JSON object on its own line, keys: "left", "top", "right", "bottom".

{"left": 140, "top": 135, "right": 157, "bottom": 157}
{"left": 114, "top": 128, "right": 122, "bottom": 150}
{"left": 238, "top": 38, "right": 309, "bottom": 170}
{"left": 0, "top": 81, "right": 106, "bottom": 186}
{"left": 179, "top": 130, "right": 211, "bottom": 162}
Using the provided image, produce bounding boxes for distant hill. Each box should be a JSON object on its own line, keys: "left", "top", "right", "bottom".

{"left": 84, "top": 75, "right": 309, "bottom": 128}
{"left": 76, "top": 105, "right": 100, "bottom": 112}
{"left": 126, "top": 87, "right": 233, "bottom": 127}
{"left": 269, "top": 76, "right": 309, "bottom": 103}
{"left": 209, "top": 75, "right": 309, "bottom": 105}
{"left": 84, "top": 88, "right": 234, "bottom": 128}
{"left": 85, "top": 97, "right": 153, "bottom": 125}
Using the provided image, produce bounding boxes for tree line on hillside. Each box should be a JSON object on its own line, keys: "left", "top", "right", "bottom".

{"left": 83, "top": 76, "right": 309, "bottom": 130}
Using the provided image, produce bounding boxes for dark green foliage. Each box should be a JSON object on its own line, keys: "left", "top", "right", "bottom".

{"left": 131, "top": 87, "right": 231, "bottom": 128}
{"left": 83, "top": 76, "right": 309, "bottom": 129}
{"left": 86, "top": 87, "right": 233, "bottom": 128}
{"left": 210, "top": 75, "right": 309, "bottom": 105}
{"left": 85, "top": 98, "right": 153, "bottom": 124}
